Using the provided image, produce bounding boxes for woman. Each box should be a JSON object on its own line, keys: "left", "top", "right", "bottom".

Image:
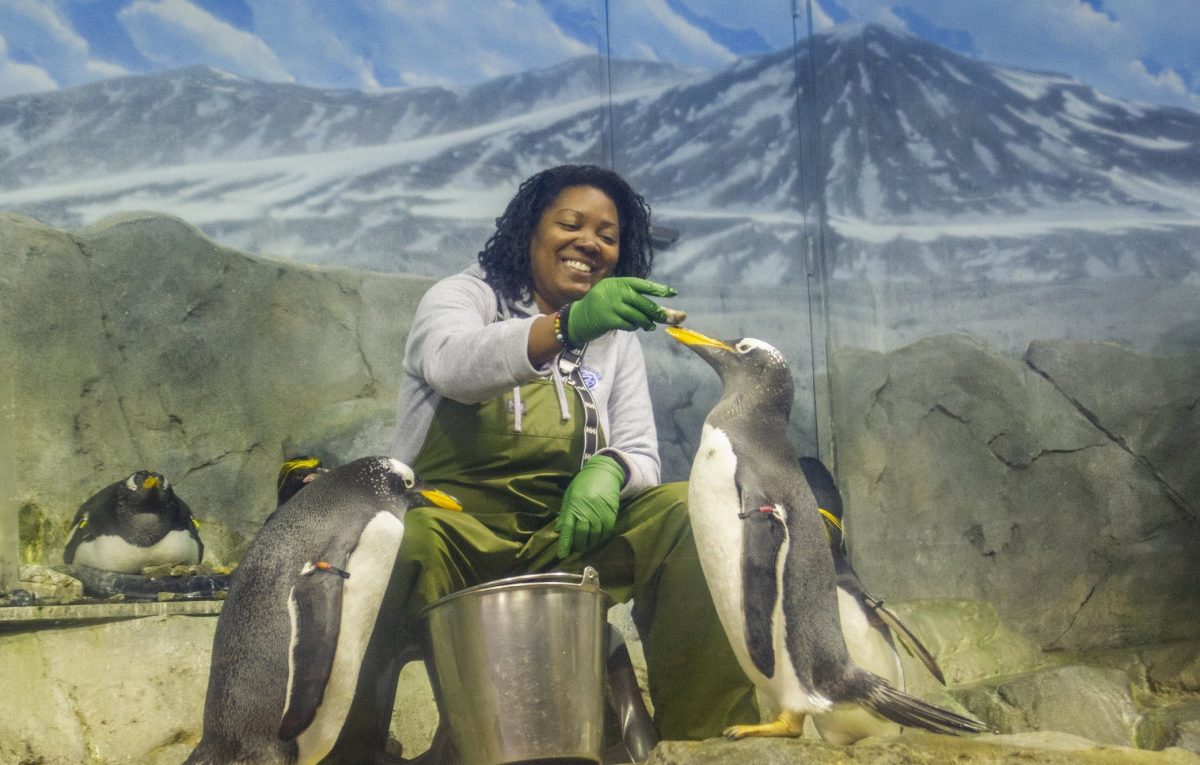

{"left": 338, "top": 165, "right": 756, "bottom": 760}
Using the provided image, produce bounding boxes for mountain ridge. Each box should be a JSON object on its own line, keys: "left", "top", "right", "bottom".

{"left": 0, "top": 24, "right": 1197, "bottom": 284}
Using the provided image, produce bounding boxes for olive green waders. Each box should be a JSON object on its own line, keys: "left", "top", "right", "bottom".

{"left": 327, "top": 379, "right": 755, "bottom": 762}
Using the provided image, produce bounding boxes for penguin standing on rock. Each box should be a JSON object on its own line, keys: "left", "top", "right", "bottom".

{"left": 184, "top": 456, "right": 461, "bottom": 765}
{"left": 666, "top": 326, "right": 988, "bottom": 741}
{"left": 798, "top": 455, "right": 948, "bottom": 743}
{"left": 63, "top": 470, "right": 202, "bottom": 574}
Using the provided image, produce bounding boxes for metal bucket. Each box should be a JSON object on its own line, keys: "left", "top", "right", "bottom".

{"left": 421, "top": 567, "right": 612, "bottom": 765}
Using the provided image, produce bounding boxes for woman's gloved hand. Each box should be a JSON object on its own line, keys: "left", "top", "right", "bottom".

{"left": 556, "top": 454, "right": 626, "bottom": 558}
{"left": 566, "top": 277, "right": 677, "bottom": 346}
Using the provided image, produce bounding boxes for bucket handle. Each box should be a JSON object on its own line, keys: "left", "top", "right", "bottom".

{"left": 581, "top": 566, "right": 600, "bottom": 591}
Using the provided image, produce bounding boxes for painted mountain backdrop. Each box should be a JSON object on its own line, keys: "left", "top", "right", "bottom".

{"left": 1, "top": 24, "right": 1198, "bottom": 285}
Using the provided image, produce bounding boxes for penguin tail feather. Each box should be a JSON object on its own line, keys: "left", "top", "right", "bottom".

{"left": 855, "top": 672, "right": 991, "bottom": 736}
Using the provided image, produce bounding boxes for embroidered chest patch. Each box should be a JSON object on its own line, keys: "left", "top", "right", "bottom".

{"left": 579, "top": 366, "right": 602, "bottom": 390}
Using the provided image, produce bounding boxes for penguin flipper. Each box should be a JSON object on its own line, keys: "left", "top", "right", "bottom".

{"left": 798, "top": 457, "right": 845, "bottom": 554}
{"left": 172, "top": 492, "right": 205, "bottom": 563}
{"left": 279, "top": 559, "right": 348, "bottom": 740}
{"left": 864, "top": 594, "right": 947, "bottom": 686}
{"left": 740, "top": 500, "right": 787, "bottom": 678}
{"left": 63, "top": 482, "right": 120, "bottom": 564}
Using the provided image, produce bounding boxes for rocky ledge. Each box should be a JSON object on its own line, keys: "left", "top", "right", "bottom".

{"left": 648, "top": 731, "right": 1200, "bottom": 764}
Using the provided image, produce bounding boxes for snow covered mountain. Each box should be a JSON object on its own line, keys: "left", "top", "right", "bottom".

{"left": 1, "top": 24, "right": 1197, "bottom": 284}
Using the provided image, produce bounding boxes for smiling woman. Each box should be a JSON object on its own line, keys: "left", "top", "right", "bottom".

{"left": 322, "top": 164, "right": 760, "bottom": 762}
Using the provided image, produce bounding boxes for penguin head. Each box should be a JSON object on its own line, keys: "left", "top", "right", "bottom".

{"left": 361, "top": 457, "right": 463, "bottom": 515}
{"left": 277, "top": 456, "right": 328, "bottom": 507}
{"left": 119, "top": 470, "right": 172, "bottom": 512}
{"left": 666, "top": 327, "right": 794, "bottom": 412}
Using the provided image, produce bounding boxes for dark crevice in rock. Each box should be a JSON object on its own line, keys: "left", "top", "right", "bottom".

{"left": 1025, "top": 353, "right": 1198, "bottom": 525}
{"left": 351, "top": 294, "right": 378, "bottom": 398}
{"left": 182, "top": 295, "right": 214, "bottom": 322}
{"left": 933, "top": 403, "right": 969, "bottom": 425}
{"left": 1047, "top": 579, "right": 1100, "bottom": 650}
{"left": 183, "top": 442, "right": 261, "bottom": 478}
{"left": 665, "top": 388, "right": 698, "bottom": 452}
{"left": 73, "top": 235, "right": 146, "bottom": 465}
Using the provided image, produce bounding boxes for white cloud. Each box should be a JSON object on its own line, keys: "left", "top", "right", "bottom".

{"left": 610, "top": 0, "right": 738, "bottom": 66}
{"left": 119, "top": 0, "right": 294, "bottom": 83}
{"left": 1128, "top": 59, "right": 1193, "bottom": 101}
{"left": 243, "top": 0, "right": 593, "bottom": 89}
{"left": 0, "top": 33, "right": 58, "bottom": 97}
{"left": 0, "top": 0, "right": 128, "bottom": 95}
{"left": 807, "top": 0, "right": 1199, "bottom": 110}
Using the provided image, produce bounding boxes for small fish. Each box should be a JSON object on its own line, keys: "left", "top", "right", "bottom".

{"left": 661, "top": 307, "right": 687, "bottom": 326}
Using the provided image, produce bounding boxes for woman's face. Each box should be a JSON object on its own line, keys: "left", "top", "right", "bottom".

{"left": 528, "top": 185, "right": 620, "bottom": 313}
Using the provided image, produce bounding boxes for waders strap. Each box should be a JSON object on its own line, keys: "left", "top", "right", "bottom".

{"left": 557, "top": 344, "right": 600, "bottom": 468}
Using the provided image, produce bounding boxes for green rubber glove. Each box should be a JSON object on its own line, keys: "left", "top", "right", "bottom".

{"left": 567, "top": 277, "right": 677, "bottom": 345}
{"left": 556, "top": 454, "right": 626, "bottom": 558}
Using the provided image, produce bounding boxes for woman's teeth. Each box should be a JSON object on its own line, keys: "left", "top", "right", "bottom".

{"left": 564, "top": 259, "right": 592, "bottom": 274}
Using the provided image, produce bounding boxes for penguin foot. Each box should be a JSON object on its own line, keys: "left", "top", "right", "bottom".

{"left": 723, "top": 710, "right": 805, "bottom": 739}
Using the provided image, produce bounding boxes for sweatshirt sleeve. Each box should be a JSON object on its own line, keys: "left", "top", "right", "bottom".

{"left": 598, "top": 334, "right": 661, "bottom": 497}
{"left": 403, "top": 273, "right": 543, "bottom": 403}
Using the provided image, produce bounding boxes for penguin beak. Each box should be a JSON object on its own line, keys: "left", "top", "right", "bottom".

{"left": 418, "top": 488, "right": 463, "bottom": 511}
{"left": 141, "top": 475, "right": 159, "bottom": 490}
{"left": 665, "top": 326, "right": 734, "bottom": 352}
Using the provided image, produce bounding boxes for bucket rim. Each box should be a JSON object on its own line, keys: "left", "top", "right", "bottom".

{"left": 419, "top": 567, "right": 610, "bottom": 617}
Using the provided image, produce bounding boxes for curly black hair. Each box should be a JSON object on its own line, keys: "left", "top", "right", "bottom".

{"left": 478, "top": 164, "right": 654, "bottom": 306}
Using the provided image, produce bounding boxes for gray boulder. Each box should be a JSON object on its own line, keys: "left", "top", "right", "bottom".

{"left": 831, "top": 334, "right": 1200, "bottom": 650}
{"left": 0, "top": 211, "right": 434, "bottom": 565}
{"left": 954, "top": 665, "right": 1140, "bottom": 746}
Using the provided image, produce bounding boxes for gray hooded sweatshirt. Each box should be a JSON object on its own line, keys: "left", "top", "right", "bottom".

{"left": 389, "top": 264, "right": 661, "bottom": 498}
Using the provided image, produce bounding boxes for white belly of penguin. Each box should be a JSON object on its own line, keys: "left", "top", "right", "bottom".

{"left": 812, "top": 588, "right": 904, "bottom": 743}
{"left": 73, "top": 529, "right": 200, "bottom": 573}
{"left": 689, "top": 424, "right": 826, "bottom": 713}
{"left": 292, "top": 512, "right": 404, "bottom": 765}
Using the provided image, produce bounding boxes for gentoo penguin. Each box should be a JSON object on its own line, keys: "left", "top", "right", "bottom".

{"left": 666, "top": 326, "right": 987, "bottom": 740}
{"left": 184, "top": 456, "right": 461, "bottom": 765}
{"left": 277, "top": 456, "right": 328, "bottom": 507}
{"left": 63, "top": 470, "right": 202, "bottom": 574}
{"left": 798, "top": 455, "right": 947, "bottom": 743}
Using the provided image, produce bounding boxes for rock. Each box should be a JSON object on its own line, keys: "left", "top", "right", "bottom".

{"left": 18, "top": 563, "right": 83, "bottom": 602}
{"left": 0, "top": 211, "right": 434, "bottom": 565}
{"left": 0, "top": 609, "right": 441, "bottom": 764}
{"left": 1025, "top": 340, "right": 1200, "bottom": 514}
{"left": 0, "top": 614, "right": 214, "bottom": 765}
{"left": 1139, "top": 700, "right": 1200, "bottom": 753}
{"left": 1141, "top": 642, "right": 1200, "bottom": 695}
{"left": 884, "top": 599, "right": 1045, "bottom": 688}
{"left": 645, "top": 731, "right": 1200, "bottom": 764}
{"left": 831, "top": 334, "right": 1200, "bottom": 651}
{"left": 954, "top": 665, "right": 1140, "bottom": 746}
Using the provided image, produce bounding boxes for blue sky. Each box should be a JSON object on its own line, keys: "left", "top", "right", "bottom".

{"left": 0, "top": 0, "right": 1197, "bottom": 110}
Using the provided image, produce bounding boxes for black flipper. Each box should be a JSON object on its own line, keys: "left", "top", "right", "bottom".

{"left": 798, "top": 457, "right": 845, "bottom": 553}
{"left": 63, "top": 481, "right": 120, "bottom": 563}
{"left": 171, "top": 491, "right": 204, "bottom": 563}
{"left": 740, "top": 498, "right": 787, "bottom": 679}
{"left": 278, "top": 556, "right": 350, "bottom": 740}
{"left": 851, "top": 670, "right": 990, "bottom": 735}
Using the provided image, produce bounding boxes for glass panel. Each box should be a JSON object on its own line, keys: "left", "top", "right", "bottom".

{"left": 809, "top": 5, "right": 1200, "bottom": 649}
{"left": 0, "top": 2, "right": 613, "bottom": 572}
{"left": 606, "top": 0, "right": 821, "bottom": 481}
